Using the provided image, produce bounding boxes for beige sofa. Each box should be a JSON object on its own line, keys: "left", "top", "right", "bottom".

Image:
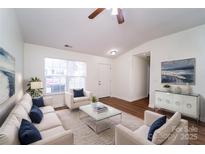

{"left": 115, "top": 110, "right": 189, "bottom": 145}
{"left": 0, "top": 93, "right": 74, "bottom": 145}
{"left": 65, "top": 90, "right": 92, "bottom": 109}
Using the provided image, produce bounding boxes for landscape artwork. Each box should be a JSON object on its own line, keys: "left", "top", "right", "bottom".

{"left": 161, "top": 58, "right": 195, "bottom": 85}
{"left": 0, "top": 47, "right": 15, "bottom": 104}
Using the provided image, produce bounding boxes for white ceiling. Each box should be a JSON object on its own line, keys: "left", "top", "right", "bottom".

{"left": 15, "top": 8, "right": 205, "bottom": 57}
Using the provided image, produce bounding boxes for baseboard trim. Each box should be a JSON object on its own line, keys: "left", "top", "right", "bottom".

{"left": 99, "top": 96, "right": 111, "bottom": 99}
{"left": 108, "top": 96, "right": 149, "bottom": 103}
{"left": 130, "top": 97, "right": 149, "bottom": 103}
{"left": 110, "top": 95, "right": 132, "bottom": 102}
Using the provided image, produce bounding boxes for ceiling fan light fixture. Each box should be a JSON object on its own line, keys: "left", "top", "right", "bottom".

{"left": 111, "top": 8, "right": 118, "bottom": 15}
{"left": 110, "top": 50, "right": 118, "bottom": 56}
{"left": 88, "top": 8, "right": 124, "bottom": 24}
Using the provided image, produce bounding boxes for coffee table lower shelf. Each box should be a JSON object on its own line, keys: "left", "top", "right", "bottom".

{"left": 79, "top": 111, "right": 122, "bottom": 134}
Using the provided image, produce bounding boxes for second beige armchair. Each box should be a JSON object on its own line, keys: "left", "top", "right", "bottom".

{"left": 65, "top": 89, "right": 92, "bottom": 109}
{"left": 115, "top": 110, "right": 189, "bottom": 145}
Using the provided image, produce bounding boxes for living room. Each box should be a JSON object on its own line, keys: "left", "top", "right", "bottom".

{"left": 1, "top": 1, "right": 205, "bottom": 151}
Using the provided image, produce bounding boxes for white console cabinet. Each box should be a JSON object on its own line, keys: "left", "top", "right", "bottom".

{"left": 155, "top": 90, "right": 200, "bottom": 121}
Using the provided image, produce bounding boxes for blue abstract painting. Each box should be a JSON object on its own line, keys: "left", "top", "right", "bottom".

{"left": 161, "top": 58, "right": 195, "bottom": 85}
{"left": 0, "top": 47, "right": 15, "bottom": 104}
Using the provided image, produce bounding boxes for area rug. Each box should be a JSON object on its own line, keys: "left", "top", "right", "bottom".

{"left": 56, "top": 109, "right": 144, "bottom": 145}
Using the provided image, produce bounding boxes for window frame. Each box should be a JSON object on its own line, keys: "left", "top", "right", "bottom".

{"left": 44, "top": 57, "right": 87, "bottom": 94}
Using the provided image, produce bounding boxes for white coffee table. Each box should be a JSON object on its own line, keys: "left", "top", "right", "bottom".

{"left": 79, "top": 102, "right": 122, "bottom": 133}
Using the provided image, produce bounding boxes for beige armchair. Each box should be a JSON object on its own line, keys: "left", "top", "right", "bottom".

{"left": 65, "top": 90, "right": 92, "bottom": 109}
{"left": 115, "top": 110, "right": 189, "bottom": 145}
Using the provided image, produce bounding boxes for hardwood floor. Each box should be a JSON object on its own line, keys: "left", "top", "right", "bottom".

{"left": 99, "top": 97, "right": 205, "bottom": 145}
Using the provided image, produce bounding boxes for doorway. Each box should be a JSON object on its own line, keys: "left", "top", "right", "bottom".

{"left": 97, "top": 63, "right": 111, "bottom": 98}
{"left": 134, "top": 52, "right": 150, "bottom": 100}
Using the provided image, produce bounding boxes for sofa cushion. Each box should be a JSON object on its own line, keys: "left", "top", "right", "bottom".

{"left": 39, "top": 106, "right": 55, "bottom": 114}
{"left": 73, "top": 89, "right": 84, "bottom": 98}
{"left": 11, "top": 104, "right": 31, "bottom": 122}
{"left": 0, "top": 115, "right": 20, "bottom": 145}
{"left": 40, "top": 126, "right": 65, "bottom": 139}
{"left": 18, "top": 119, "right": 42, "bottom": 145}
{"left": 74, "top": 96, "right": 89, "bottom": 103}
{"left": 147, "top": 116, "right": 166, "bottom": 141}
{"left": 134, "top": 125, "right": 149, "bottom": 139}
{"left": 32, "top": 97, "right": 45, "bottom": 107}
{"left": 29, "top": 105, "right": 43, "bottom": 123}
{"left": 34, "top": 112, "right": 62, "bottom": 131}
{"left": 18, "top": 93, "right": 32, "bottom": 113}
{"left": 152, "top": 112, "right": 181, "bottom": 145}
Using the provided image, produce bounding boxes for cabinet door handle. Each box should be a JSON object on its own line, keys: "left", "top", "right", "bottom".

{"left": 187, "top": 104, "right": 192, "bottom": 109}
{"left": 158, "top": 98, "right": 162, "bottom": 102}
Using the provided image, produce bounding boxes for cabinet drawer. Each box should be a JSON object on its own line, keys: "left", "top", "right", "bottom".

{"left": 172, "top": 95, "right": 183, "bottom": 112}
{"left": 155, "top": 92, "right": 163, "bottom": 108}
{"left": 161, "top": 92, "right": 174, "bottom": 111}
{"left": 181, "top": 95, "right": 198, "bottom": 118}
{"left": 155, "top": 92, "right": 174, "bottom": 110}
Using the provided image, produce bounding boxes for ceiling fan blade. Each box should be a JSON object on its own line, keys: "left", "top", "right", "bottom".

{"left": 88, "top": 8, "right": 105, "bottom": 19}
{"left": 116, "top": 8, "right": 124, "bottom": 24}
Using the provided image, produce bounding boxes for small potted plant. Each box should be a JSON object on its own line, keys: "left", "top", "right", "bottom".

{"left": 163, "top": 84, "right": 171, "bottom": 92}
{"left": 26, "top": 77, "right": 43, "bottom": 98}
{"left": 92, "top": 96, "right": 97, "bottom": 103}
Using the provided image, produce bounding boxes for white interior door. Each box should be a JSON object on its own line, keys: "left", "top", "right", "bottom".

{"left": 98, "top": 64, "right": 111, "bottom": 98}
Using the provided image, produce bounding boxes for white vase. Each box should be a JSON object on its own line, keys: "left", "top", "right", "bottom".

{"left": 183, "top": 83, "right": 192, "bottom": 94}
{"left": 174, "top": 86, "right": 182, "bottom": 94}
{"left": 163, "top": 87, "right": 170, "bottom": 92}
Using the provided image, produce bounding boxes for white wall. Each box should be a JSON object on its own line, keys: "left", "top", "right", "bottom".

{"left": 112, "top": 24, "right": 205, "bottom": 122}
{"left": 131, "top": 56, "right": 149, "bottom": 101}
{"left": 24, "top": 43, "right": 112, "bottom": 107}
{"left": 0, "top": 9, "right": 24, "bottom": 125}
{"left": 111, "top": 52, "right": 133, "bottom": 101}
{"left": 112, "top": 54, "right": 149, "bottom": 102}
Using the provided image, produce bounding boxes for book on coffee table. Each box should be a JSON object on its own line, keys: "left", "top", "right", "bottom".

{"left": 93, "top": 104, "right": 108, "bottom": 113}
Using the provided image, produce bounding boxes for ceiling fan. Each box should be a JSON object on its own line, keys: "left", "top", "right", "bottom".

{"left": 88, "top": 8, "right": 125, "bottom": 24}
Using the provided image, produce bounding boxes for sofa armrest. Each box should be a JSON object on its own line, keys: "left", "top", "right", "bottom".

{"left": 65, "top": 92, "right": 74, "bottom": 109}
{"left": 84, "top": 90, "right": 92, "bottom": 99}
{"left": 115, "top": 124, "right": 153, "bottom": 145}
{"left": 43, "top": 96, "right": 53, "bottom": 106}
{"left": 32, "top": 130, "right": 74, "bottom": 145}
{"left": 144, "top": 110, "right": 164, "bottom": 126}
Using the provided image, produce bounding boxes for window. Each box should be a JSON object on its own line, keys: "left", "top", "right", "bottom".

{"left": 67, "top": 61, "right": 86, "bottom": 89}
{"left": 45, "top": 58, "right": 86, "bottom": 94}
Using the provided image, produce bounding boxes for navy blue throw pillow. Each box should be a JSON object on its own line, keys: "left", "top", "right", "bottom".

{"left": 29, "top": 105, "right": 43, "bottom": 123}
{"left": 32, "top": 97, "right": 44, "bottom": 107}
{"left": 18, "top": 119, "right": 42, "bottom": 145}
{"left": 147, "top": 116, "right": 167, "bottom": 141}
{"left": 73, "top": 88, "right": 85, "bottom": 98}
